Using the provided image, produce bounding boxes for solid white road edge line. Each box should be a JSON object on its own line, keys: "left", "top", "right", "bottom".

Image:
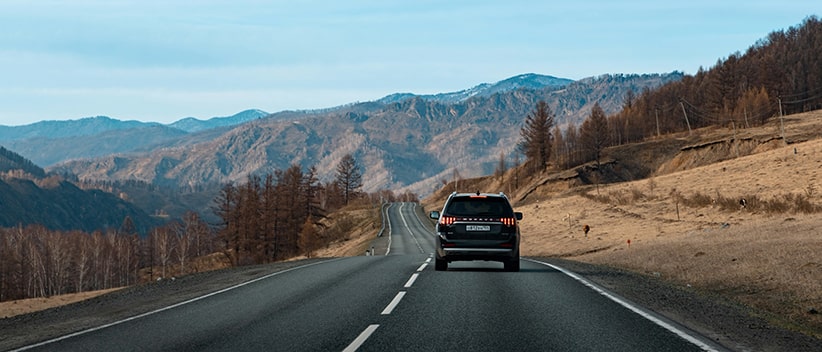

{"left": 342, "top": 324, "right": 380, "bottom": 352}
{"left": 385, "top": 203, "right": 393, "bottom": 256}
{"left": 404, "top": 273, "right": 419, "bottom": 288}
{"left": 409, "top": 203, "right": 436, "bottom": 235}
{"left": 11, "top": 258, "right": 342, "bottom": 352}
{"left": 381, "top": 291, "right": 407, "bottom": 315}
{"left": 524, "top": 258, "right": 720, "bottom": 352}
{"left": 399, "top": 203, "right": 425, "bottom": 253}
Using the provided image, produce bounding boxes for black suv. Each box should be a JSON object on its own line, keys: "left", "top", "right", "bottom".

{"left": 429, "top": 192, "right": 523, "bottom": 271}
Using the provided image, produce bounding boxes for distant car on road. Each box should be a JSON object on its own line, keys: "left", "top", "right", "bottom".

{"left": 429, "top": 192, "right": 523, "bottom": 271}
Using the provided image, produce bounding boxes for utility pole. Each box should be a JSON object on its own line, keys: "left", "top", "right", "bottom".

{"left": 778, "top": 97, "right": 786, "bottom": 145}
{"left": 679, "top": 101, "right": 692, "bottom": 135}
{"left": 655, "top": 109, "right": 661, "bottom": 137}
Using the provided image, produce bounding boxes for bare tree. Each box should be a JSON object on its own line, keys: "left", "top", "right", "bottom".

{"left": 278, "top": 165, "right": 306, "bottom": 259}
{"left": 0, "top": 228, "right": 12, "bottom": 300}
{"left": 152, "top": 227, "right": 174, "bottom": 279}
{"left": 551, "top": 125, "right": 566, "bottom": 170}
{"left": 623, "top": 89, "right": 636, "bottom": 110}
{"left": 182, "top": 211, "right": 210, "bottom": 261}
{"left": 495, "top": 151, "right": 506, "bottom": 179}
{"left": 298, "top": 216, "right": 320, "bottom": 258}
{"left": 213, "top": 183, "right": 240, "bottom": 266}
{"left": 564, "top": 124, "right": 580, "bottom": 168}
{"left": 237, "top": 175, "right": 261, "bottom": 265}
{"left": 261, "top": 174, "right": 281, "bottom": 262}
{"left": 170, "top": 221, "right": 191, "bottom": 275}
{"left": 43, "top": 230, "right": 70, "bottom": 296}
{"left": 74, "top": 233, "right": 91, "bottom": 293}
{"left": 303, "top": 165, "right": 321, "bottom": 218}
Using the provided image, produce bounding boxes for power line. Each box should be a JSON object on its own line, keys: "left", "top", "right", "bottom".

{"left": 780, "top": 90, "right": 822, "bottom": 104}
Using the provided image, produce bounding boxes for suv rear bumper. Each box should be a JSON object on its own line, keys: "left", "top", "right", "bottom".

{"left": 436, "top": 246, "right": 518, "bottom": 262}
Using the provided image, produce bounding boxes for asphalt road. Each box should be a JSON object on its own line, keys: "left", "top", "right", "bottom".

{"left": 14, "top": 202, "right": 725, "bottom": 352}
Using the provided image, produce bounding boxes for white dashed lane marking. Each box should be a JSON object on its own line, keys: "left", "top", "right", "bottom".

{"left": 345, "top": 257, "right": 430, "bottom": 351}
{"left": 342, "top": 324, "right": 379, "bottom": 352}
{"left": 404, "top": 273, "right": 419, "bottom": 288}
{"left": 381, "top": 291, "right": 406, "bottom": 315}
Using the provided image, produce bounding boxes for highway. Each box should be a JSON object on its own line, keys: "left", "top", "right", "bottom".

{"left": 15, "top": 202, "right": 724, "bottom": 352}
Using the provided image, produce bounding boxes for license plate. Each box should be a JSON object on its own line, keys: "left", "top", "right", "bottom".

{"left": 465, "top": 225, "right": 490, "bottom": 231}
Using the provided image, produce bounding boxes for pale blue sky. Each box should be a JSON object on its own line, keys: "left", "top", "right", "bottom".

{"left": 0, "top": 0, "right": 816, "bottom": 126}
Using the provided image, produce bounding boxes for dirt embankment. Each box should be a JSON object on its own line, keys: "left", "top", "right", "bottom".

{"left": 510, "top": 111, "right": 822, "bottom": 341}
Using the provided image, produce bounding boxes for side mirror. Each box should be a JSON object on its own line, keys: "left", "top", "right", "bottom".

{"left": 429, "top": 211, "right": 440, "bottom": 219}
{"left": 515, "top": 212, "right": 523, "bottom": 220}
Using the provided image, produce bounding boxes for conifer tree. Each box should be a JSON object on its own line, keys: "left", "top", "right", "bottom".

{"left": 580, "top": 103, "right": 610, "bottom": 167}
{"left": 518, "top": 100, "right": 555, "bottom": 174}
{"left": 335, "top": 154, "right": 363, "bottom": 205}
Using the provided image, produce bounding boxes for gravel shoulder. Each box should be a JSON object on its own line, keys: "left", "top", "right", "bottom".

{"left": 1, "top": 256, "right": 820, "bottom": 352}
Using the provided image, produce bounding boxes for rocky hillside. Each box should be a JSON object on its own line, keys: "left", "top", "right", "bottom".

{"left": 49, "top": 73, "right": 682, "bottom": 197}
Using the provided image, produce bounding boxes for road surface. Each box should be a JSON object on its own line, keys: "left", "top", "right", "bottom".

{"left": 14, "top": 202, "right": 724, "bottom": 352}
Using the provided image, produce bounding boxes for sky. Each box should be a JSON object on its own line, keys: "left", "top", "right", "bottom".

{"left": 0, "top": 1, "right": 817, "bottom": 126}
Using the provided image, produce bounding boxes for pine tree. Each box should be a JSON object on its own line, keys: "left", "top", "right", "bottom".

{"left": 518, "top": 100, "right": 555, "bottom": 174}
{"left": 579, "top": 103, "right": 610, "bottom": 167}
{"left": 335, "top": 154, "right": 363, "bottom": 205}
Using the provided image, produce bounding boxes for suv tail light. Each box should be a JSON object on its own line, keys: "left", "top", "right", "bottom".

{"left": 501, "top": 217, "right": 516, "bottom": 226}
{"left": 439, "top": 216, "right": 456, "bottom": 226}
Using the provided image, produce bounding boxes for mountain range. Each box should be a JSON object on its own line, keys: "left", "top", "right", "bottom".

{"left": 1, "top": 72, "right": 682, "bottom": 224}
{"left": 377, "top": 74, "right": 574, "bottom": 104}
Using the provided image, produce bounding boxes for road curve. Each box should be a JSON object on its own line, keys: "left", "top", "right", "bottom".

{"left": 14, "top": 202, "right": 726, "bottom": 352}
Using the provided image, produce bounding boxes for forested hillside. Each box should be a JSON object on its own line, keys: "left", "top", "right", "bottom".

{"left": 0, "top": 147, "right": 45, "bottom": 178}
{"left": 525, "top": 16, "right": 822, "bottom": 177}
{"left": 0, "top": 148, "right": 159, "bottom": 233}
{"left": 608, "top": 16, "right": 822, "bottom": 144}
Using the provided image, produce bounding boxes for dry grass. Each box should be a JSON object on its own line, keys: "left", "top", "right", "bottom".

{"left": 0, "top": 288, "right": 124, "bottom": 319}
{"left": 310, "top": 205, "right": 382, "bottom": 258}
{"left": 518, "top": 136, "right": 822, "bottom": 335}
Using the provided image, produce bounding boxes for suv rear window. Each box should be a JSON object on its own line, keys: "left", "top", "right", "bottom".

{"left": 444, "top": 196, "right": 514, "bottom": 217}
